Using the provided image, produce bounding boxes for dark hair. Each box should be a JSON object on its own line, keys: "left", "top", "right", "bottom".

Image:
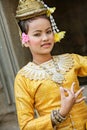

{"left": 18, "top": 15, "right": 51, "bottom": 34}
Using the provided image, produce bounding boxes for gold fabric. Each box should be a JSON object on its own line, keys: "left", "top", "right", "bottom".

{"left": 14, "top": 53, "right": 87, "bottom": 130}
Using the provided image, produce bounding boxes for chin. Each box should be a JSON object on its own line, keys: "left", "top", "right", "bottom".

{"left": 42, "top": 50, "right": 52, "bottom": 55}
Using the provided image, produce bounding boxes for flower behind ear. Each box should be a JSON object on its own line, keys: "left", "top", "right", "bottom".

{"left": 22, "top": 32, "right": 29, "bottom": 44}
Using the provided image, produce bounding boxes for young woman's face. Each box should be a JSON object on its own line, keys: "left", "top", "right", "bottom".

{"left": 26, "top": 17, "right": 55, "bottom": 56}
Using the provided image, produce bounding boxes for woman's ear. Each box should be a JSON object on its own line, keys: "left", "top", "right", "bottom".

{"left": 21, "top": 32, "right": 30, "bottom": 47}
{"left": 23, "top": 42, "right": 30, "bottom": 47}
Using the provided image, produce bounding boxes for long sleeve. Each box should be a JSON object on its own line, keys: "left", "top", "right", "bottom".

{"left": 72, "top": 54, "right": 87, "bottom": 76}
{"left": 14, "top": 74, "right": 54, "bottom": 130}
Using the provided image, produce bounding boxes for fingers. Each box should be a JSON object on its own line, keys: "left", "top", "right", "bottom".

{"left": 62, "top": 82, "right": 76, "bottom": 96}
{"left": 60, "top": 87, "right": 73, "bottom": 99}
{"left": 61, "top": 82, "right": 75, "bottom": 96}
{"left": 75, "top": 96, "right": 86, "bottom": 103}
{"left": 75, "top": 87, "right": 85, "bottom": 98}
{"left": 71, "top": 82, "right": 75, "bottom": 94}
{"left": 60, "top": 87, "right": 65, "bottom": 99}
{"left": 63, "top": 88, "right": 73, "bottom": 96}
{"left": 60, "top": 84, "right": 86, "bottom": 104}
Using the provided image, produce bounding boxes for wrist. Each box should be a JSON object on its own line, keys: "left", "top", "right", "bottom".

{"left": 59, "top": 109, "right": 67, "bottom": 117}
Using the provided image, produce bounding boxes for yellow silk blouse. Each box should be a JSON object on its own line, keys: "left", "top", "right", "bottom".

{"left": 14, "top": 53, "right": 87, "bottom": 130}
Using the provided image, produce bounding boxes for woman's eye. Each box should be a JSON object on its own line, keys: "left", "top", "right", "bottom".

{"left": 34, "top": 33, "right": 41, "bottom": 37}
{"left": 47, "top": 30, "right": 52, "bottom": 34}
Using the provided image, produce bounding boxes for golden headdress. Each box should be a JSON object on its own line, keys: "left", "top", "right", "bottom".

{"left": 16, "top": 0, "right": 65, "bottom": 43}
{"left": 16, "top": 0, "right": 47, "bottom": 20}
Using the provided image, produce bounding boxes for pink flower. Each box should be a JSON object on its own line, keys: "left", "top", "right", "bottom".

{"left": 22, "top": 32, "right": 29, "bottom": 44}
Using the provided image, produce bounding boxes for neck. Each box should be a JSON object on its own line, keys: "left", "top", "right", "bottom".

{"left": 32, "top": 54, "right": 52, "bottom": 65}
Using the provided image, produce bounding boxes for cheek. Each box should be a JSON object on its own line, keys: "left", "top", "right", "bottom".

{"left": 30, "top": 37, "right": 37, "bottom": 45}
{"left": 29, "top": 37, "right": 40, "bottom": 46}
{"left": 52, "top": 36, "right": 55, "bottom": 42}
{"left": 50, "top": 34, "right": 55, "bottom": 42}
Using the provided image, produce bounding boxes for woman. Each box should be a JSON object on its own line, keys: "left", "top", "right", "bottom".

{"left": 14, "top": 0, "right": 87, "bottom": 130}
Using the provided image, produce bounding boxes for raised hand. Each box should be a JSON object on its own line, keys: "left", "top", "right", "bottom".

{"left": 59, "top": 82, "right": 86, "bottom": 117}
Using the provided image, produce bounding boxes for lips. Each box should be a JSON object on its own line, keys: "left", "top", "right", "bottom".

{"left": 41, "top": 43, "right": 51, "bottom": 47}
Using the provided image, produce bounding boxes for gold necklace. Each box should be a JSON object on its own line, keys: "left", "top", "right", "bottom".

{"left": 51, "top": 57, "right": 64, "bottom": 83}
{"left": 33, "top": 57, "right": 64, "bottom": 84}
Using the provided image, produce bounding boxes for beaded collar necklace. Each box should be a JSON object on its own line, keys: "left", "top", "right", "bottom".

{"left": 33, "top": 57, "right": 64, "bottom": 84}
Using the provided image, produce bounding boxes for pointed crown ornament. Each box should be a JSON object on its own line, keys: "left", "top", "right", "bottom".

{"left": 16, "top": 0, "right": 47, "bottom": 20}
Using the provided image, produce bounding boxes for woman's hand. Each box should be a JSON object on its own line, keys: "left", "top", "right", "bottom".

{"left": 59, "top": 82, "right": 86, "bottom": 117}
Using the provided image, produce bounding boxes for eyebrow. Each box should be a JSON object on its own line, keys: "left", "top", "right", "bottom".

{"left": 33, "top": 27, "right": 52, "bottom": 33}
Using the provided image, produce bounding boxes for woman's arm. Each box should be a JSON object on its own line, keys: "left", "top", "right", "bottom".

{"left": 14, "top": 74, "right": 54, "bottom": 130}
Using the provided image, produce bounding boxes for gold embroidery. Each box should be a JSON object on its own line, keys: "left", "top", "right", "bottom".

{"left": 19, "top": 54, "right": 74, "bottom": 83}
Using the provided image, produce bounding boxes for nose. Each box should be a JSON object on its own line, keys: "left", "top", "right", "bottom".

{"left": 42, "top": 34, "right": 49, "bottom": 41}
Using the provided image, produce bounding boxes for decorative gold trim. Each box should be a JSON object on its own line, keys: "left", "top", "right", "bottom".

{"left": 19, "top": 54, "right": 74, "bottom": 83}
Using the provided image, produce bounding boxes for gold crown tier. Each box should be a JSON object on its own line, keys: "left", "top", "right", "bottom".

{"left": 16, "top": 0, "right": 47, "bottom": 20}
